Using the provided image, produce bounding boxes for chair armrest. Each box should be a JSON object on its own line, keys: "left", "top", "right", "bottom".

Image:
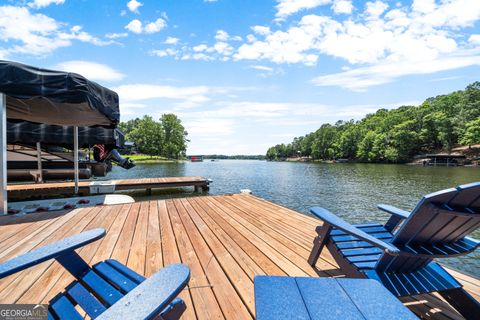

{"left": 97, "top": 264, "right": 190, "bottom": 320}
{"left": 310, "top": 207, "right": 399, "bottom": 255}
{"left": 377, "top": 204, "right": 410, "bottom": 219}
{"left": 0, "top": 228, "right": 106, "bottom": 279}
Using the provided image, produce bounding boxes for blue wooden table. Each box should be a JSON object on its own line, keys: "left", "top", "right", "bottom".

{"left": 254, "top": 276, "right": 418, "bottom": 320}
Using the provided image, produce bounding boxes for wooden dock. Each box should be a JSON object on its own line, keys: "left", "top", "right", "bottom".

{"left": 7, "top": 176, "right": 210, "bottom": 200}
{"left": 0, "top": 194, "right": 478, "bottom": 319}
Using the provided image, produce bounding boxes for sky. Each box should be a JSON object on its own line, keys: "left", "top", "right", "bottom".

{"left": 1, "top": 0, "right": 480, "bottom": 155}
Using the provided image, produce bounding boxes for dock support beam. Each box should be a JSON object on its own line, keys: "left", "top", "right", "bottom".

{"left": 0, "top": 94, "right": 7, "bottom": 214}
{"left": 74, "top": 126, "right": 79, "bottom": 194}
{"left": 36, "top": 142, "right": 43, "bottom": 183}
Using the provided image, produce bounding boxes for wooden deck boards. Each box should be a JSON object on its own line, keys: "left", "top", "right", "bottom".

{"left": 0, "top": 194, "right": 478, "bottom": 319}
{"left": 7, "top": 176, "right": 210, "bottom": 199}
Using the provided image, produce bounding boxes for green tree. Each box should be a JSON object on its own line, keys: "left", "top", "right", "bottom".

{"left": 127, "top": 115, "right": 164, "bottom": 156}
{"left": 266, "top": 82, "right": 480, "bottom": 163}
{"left": 460, "top": 118, "right": 480, "bottom": 146}
{"left": 160, "top": 114, "right": 189, "bottom": 159}
{"left": 118, "top": 118, "right": 141, "bottom": 136}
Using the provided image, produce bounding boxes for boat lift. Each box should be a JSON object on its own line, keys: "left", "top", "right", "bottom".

{"left": 0, "top": 60, "right": 122, "bottom": 214}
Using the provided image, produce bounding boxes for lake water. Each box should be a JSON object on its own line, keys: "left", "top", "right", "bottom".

{"left": 109, "top": 160, "right": 480, "bottom": 277}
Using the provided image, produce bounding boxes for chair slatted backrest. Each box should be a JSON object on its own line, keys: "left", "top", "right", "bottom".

{"left": 376, "top": 182, "right": 480, "bottom": 272}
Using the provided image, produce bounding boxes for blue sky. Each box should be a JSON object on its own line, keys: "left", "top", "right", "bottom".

{"left": 1, "top": 0, "right": 480, "bottom": 155}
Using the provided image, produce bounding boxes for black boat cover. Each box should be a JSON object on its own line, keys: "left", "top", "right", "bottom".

{"left": 0, "top": 60, "right": 119, "bottom": 127}
{"left": 7, "top": 120, "right": 124, "bottom": 148}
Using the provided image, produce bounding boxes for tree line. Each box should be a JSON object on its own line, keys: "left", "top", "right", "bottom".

{"left": 119, "top": 114, "right": 188, "bottom": 159}
{"left": 266, "top": 82, "right": 480, "bottom": 163}
{"left": 204, "top": 155, "right": 266, "bottom": 160}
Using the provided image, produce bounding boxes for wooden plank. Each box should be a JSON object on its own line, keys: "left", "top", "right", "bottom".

{"left": 8, "top": 176, "right": 209, "bottom": 200}
{"left": 0, "top": 207, "right": 96, "bottom": 294}
{"left": 0, "top": 194, "right": 478, "bottom": 320}
{"left": 0, "top": 206, "right": 101, "bottom": 303}
{"left": 126, "top": 201, "right": 149, "bottom": 275}
{"left": 207, "top": 196, "right": 317, "bottom": 277}
{"left": 16, "top": 204, "right": 121, "bottom": 304}
{"left": 165, "top": 199, "right": 225, "bottom": 319}
{"left": 145, "top": 200, "right": 163, "bottom": 278}
{"left": 175, "top": 198, "right": 253, "bottom": 318}
{"left": 158, "top": 200, "right": 200, "bottom": 320}
{"left": 222, "top": 195, "right": 338, "bottom": 274}
{"left": 230, "top": 195, "right": 313, "bottom": 245}
{"left": 41, "top": 203, "right": 128, "bottom": 305}
{"left": 181, "top": 198, "right": 265, "bottom": 278}
{"left": 235, "top": 194, "right": 344, "bottom": 272}
{"left": 111, "top": 202, "right": 140, "bottom": 264}
{"left": 190, "top": 197, "right": 286, "bottom": 276}
{"left": 196, "top": 196, "right": 308, "bottom": 276}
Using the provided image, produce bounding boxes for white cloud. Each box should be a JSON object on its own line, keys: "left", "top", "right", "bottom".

{"left": 125, "top": 18, "right": 166, "bottom": 34}
{"left": 113, "top": 84, "right": 212, "bottom": 106}
{"left": 275, "top": 0, "right": 332, "bottom": 19}
{"left": 164, "top": 36, "right": 179, "bottom": 44}
{"left": 469, "top": 34, "right": 480, "bottom": 45}
{"left": 249, "top": 65, "right": 285, "bottom": 78}
{"left": 150, "top": 48, "right": 179, "bottom": 58}
{"left": 0, "top": 5, "right": 112, "bottom": 58}
{"left": 252, "top": 26, "right": 271, "bottom": 36}
{"left": 61, "top": 25, "right": 114, "bottom": 46}
{"left": 311, "top": 51, "right": 480, "bottom": 91}
{"left": 125, "top": 19, "right": 142, "bottom": 33}
{"left": 235, "top": 15, "right": 325, "bottom": 65}
{"left": 106, "top": 32, "right": 128, "bottom": 39}
{"left": 54, "top": 61, "right": 125, "bottom": 81}
{"left": 185, "top": 119, "right": 234, "bottom": 136}
{"left": 332, "top": 0, "right": 353, "bottom": 14}
{"left": 145, "top": 18, "right": 167, "bottom": 33}
{"left": 229, "top": 0, "right": 480, "bottom": 90}
{"left": 412, "top": 0, "right": 436, "bottom": 14}
{"left": 215, "top": 30, "right": 229, "bottom": 41}
{"left": 28, "top": 0, "right": 65, "bottom": 9}
{"left": 127, "top": 0, "right": 143, "bottom": 14}
{"left": 204, "top": 0, "right": 218, "bottom": 2}
{"left": 250, "top": 65, "right": 274, "bottom": 72}
{"left": 193, "top": 44, "right": 208, "bottom": 52}
{"left": 365, "top": 1, "right": 388, "bottom": 17}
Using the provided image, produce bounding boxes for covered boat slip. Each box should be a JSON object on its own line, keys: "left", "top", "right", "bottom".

{"left": 0, "top": 60, "right": 121, "bottom": 214}
{"left": 0, "top": 194, "right": 478, "bottom": 319}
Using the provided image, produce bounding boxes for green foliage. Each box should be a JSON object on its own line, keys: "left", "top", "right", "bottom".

{"left": 120, "top": 114, "right": 188, "bottom": 159}
{"left": 203, "top": 155, "right": 266, "bottom": 160}
{"left": 460, "top": 118, "right": 480, "bottom": 146}
{"left": 161, "top": 114, "right": 189, "bottom": 159}
{"left": 266, "top": 82, "right": 480, "bottom": 162}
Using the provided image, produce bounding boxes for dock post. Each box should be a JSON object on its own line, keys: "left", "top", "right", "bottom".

{"left": 0, "top": 93, "right": 6, "bottom": 214}
{"left": 36, "top": 142, "right": 43, "bottom": 183}
{"left": 74, "top": 126, "right": 79, "bottom": 194}
{"left": 201, "top": 179, "right": 212, "bottom": 191}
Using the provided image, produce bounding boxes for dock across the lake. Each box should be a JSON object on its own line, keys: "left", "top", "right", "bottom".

{"left": 0, "top": 193, "right": 477, "bottom": 319}
{"left": 7, "top": 176, "right": 211, "bottom": 200}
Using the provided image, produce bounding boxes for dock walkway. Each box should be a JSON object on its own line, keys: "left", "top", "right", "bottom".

{"left": 0, "top": 194, "right": 478, "bottom": 319}
{"left": 7, "top": 176, "right": 210, "bottom": 200}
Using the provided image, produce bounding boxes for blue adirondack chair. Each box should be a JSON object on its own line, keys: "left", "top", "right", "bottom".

{"left": 307, "top": 182, "right": 480, "bottom": 320}
{"left": 0, "top": 228, "right": 190, "bottom": 320}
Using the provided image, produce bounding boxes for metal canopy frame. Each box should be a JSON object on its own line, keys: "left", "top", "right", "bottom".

{"left": 0, "top": 94, "right": 6, "bottom": 214}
